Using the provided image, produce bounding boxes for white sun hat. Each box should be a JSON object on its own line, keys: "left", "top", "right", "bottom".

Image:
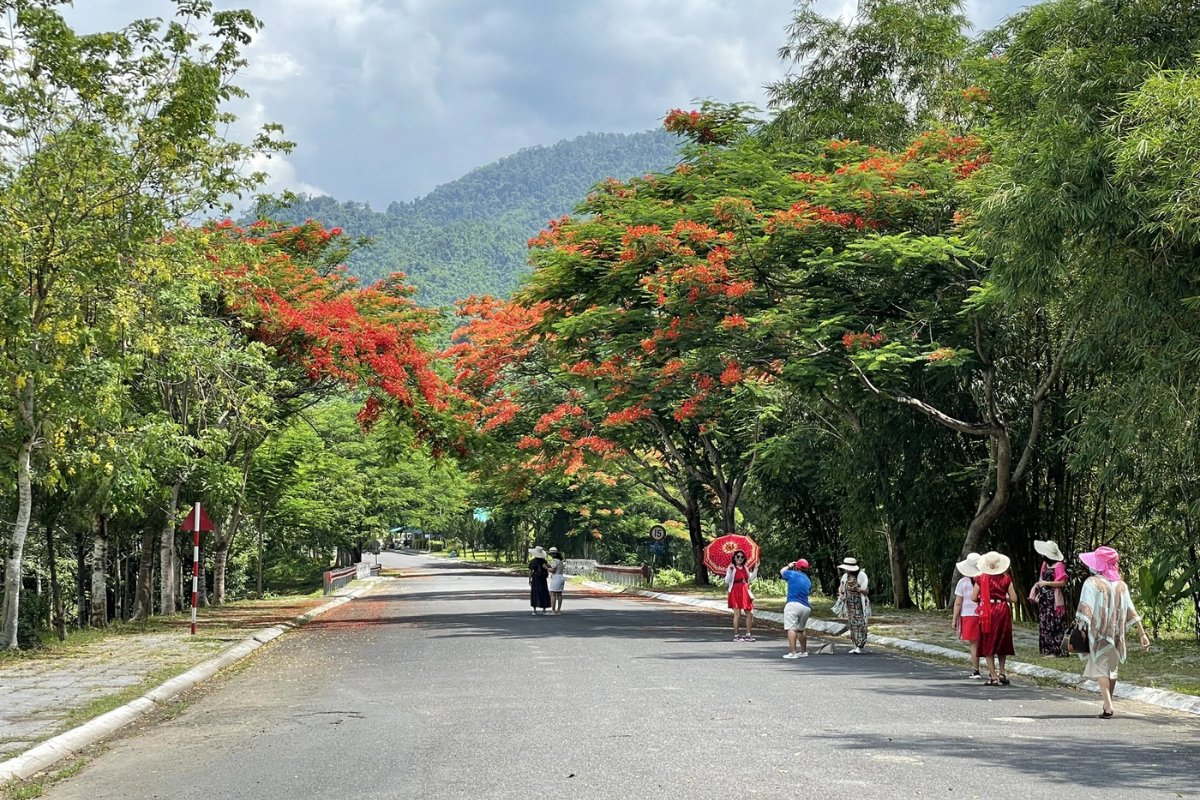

{"left": 956, "top": 552, "right": 982, "bottom": 578}
{"left": 837, "top": 557, "right": 860, "bottom": 573}
{"left": 1033, "top": 540, "right": 1065, "bottom": 562}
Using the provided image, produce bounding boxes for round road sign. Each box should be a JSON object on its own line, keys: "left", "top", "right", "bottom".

{"left": 649, "top": 525, "right": 667, "bottom": 541}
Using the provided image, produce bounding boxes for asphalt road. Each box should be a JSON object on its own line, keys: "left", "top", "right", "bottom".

{"left": 40, "top": 552, "right": 1200, "bottom": 800}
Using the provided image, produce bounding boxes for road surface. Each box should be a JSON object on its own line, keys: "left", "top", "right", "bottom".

{"left": 40, "top": 552, "right": 1200, "bottom": 799}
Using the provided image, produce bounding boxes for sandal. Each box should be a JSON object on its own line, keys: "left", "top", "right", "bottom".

{"left": 998, "top": 674, "right": 1010, "bottom": 685}
{"left": 985, "top": 678, "right": 1000, "bottom": 686}
{"left": 1099, "top": 710, "right": 1114, "bottom": 719}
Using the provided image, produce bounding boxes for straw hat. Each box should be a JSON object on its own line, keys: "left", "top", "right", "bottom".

{"left": 976, "top": 551, "right": 1011, "bottom": 576}
{"left": 837, "top": 557, "right": 860, "bottom": 573}
{"left": 955, "top": 552, "right": 982, "bottom": 578}
{"left": 530, "top": 546, "right": 548, "bottom": 559}
{"left": 548, "top": 547, "right": 560, "bottom": 555}
{"left": 1034, "top": 540, "right": 1065, "bottom": 562}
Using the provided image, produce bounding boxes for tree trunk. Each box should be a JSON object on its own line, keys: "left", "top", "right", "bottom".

{"left": 212, "top": 492, "right": 246, "bottom": 606}
{"left": 1, "top": 435, "right": 34, "bottom": 649}
{"left": 685, "top": 494, "right": 709, "bottom": 586}
{"left": 883, "top": 521, "right": 913, "bottom": 609}
{"left": 90, "top": 513, "right": 109, "bottom": 628}
{"left": 76, "top": 529, "right": 88, "bottom": 627}
{"left": 196, "top": 539, "right": 208, "bottom": 608}
{"left": 212, "top": 540, "right": 229, "bottom": 606}
{"left": 159, "top": 480, "right": 181, "bottom": 615}
{"left": 257, "top": 508, "right": 265, "bottom": 600}
{"left": 133, "top": 523, "right": 156, "bottom": 622}
{"left": 45, "top": 524, "right": 66, "bottom": 641}
{"left": 1191, "top": 543, "right": 1200, "bottom": 644}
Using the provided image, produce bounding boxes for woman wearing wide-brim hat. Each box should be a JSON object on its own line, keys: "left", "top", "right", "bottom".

{"left": 971, "top": 552, "right": 1018, "bottom": 685}
{"left": 528, "top": 547, "right": 551, "bottom": 616}
{"left": 952, "top": 553, "right": 983, "bottom": 679}
{"left": 1029, "top": 540, "right": 1069, "bottom": 656}
{"left": 1075, "top": 546, "right": 1150, "bottom": 718}
{"left": 834, "top": 557, "right": 871, "bottom": 654}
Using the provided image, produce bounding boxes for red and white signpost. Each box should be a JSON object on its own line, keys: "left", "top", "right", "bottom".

{"left": 181, "top": 503, "right": 214, "bottom": 635}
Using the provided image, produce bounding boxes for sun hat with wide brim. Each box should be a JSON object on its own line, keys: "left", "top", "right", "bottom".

{"left": 1034, "top": 540, "right": 1065, "bottom": 562}
{"left": 976, "top": 551, "right": 1011, "bottom": 576}
{"left": 548, "top": 547, "right": 560, "bottom": 554}
{"left": 1079, "top": 546, "right": 1120, "bottom": 582}
{"left": 956, "top": 552, "right": 982, "bottom": 578}
{"left": 530, "top": 546, "right": 548, "bottom": 560}
{"left": 837, "top": 557, "right": 860, "bottom": 573}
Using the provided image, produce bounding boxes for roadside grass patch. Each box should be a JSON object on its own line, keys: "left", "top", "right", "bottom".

{"left": 61, "top": 666, "right": 187, "bottom": 731}
{"left": 2, "top": 757, "right": 90, "bottom": 800}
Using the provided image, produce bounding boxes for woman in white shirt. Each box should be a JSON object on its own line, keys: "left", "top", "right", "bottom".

{"left": 952, "top": 552, "right": 982, "bottom": 679}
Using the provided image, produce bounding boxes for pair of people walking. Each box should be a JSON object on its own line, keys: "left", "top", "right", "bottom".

{"left": 529, "top": 546, "right": 566, "bottom": 615}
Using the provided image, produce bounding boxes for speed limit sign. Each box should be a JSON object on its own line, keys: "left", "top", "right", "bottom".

{"left": 649, "top": 525, "right": 667, "bottom": 541}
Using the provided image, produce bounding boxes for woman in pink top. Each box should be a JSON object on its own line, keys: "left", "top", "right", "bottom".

{"left": 1030, "top": 540, "right": 1068, "bottom": 655}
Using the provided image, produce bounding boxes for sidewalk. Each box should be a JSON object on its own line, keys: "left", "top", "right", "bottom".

{"left": 0, "top": 594, "right": 328, "bottom": 762}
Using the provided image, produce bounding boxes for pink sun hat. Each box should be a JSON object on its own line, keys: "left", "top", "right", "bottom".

{"left": 1079, "top": 546, "right": 1120, "bottom": 581}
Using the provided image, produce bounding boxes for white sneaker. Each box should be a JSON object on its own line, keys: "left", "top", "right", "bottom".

{"left": 532, "top": 611, "right": 539, "bottom": 616}
{"left": 798, "top": 651, "right": 809, "bottom": 658}
{"left": 783, "top": 652, "right": 801, "bottom": 659}
{"left": 848, "top": 647, "right": 861, "bottom": 654}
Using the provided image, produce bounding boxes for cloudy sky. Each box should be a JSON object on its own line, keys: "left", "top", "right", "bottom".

{"left": 68, "top": 0, "right": 1024, "bottom": 208}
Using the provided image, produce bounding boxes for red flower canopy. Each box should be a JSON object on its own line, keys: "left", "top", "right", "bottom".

{"left": 704, "top": 535, "right": 760, "bottom": 575}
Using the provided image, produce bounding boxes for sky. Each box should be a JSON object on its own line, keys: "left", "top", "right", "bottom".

{"left": 67, "top": 0, "right": 1025, "bottom": 209}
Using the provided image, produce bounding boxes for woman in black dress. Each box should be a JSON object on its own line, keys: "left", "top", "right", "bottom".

{"left": 529, "top": 546, "right": 551, "bottom": 616}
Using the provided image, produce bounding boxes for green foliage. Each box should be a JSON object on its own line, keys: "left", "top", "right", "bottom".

{"left": 267, "top": 131, "right": 681, "bottom": 308}
{"left": 764, "top": 0, "right": 971, "bottom": 149}
{"left": 1136, "top": 552, "right": 1200, "bottom": 639}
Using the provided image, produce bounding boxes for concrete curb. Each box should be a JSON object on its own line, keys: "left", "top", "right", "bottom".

{"left": 587, "top": 582, "right": 1200, "bottom": 718}
{"left": 0, "top": 579, "right": 382, "bottom": 787}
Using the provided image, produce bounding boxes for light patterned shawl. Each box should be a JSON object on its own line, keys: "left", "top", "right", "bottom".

{"left": 1076, "top": 575, "right": 1140, "bottom": 663}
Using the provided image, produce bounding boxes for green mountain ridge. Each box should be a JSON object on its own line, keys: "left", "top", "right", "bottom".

{"left": 272, "top": 130, "right": 681, "bottom": 307}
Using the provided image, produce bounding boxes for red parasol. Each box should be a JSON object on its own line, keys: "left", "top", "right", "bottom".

{"left": 704, "top": 534, "right": 760, "bottom": 575}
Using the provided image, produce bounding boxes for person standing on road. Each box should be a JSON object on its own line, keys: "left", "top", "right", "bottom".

{"left": 953, "top": 552, "right": 983, "bottom": 679}
{"left": 1030, "top": 540, "right": 1069, "bottom": 656}
{"left": 725, "top": 550, "right": 757, "bottom": 642}
{"left": 972, "top": 551, "right": 1017, "bottom": 686}
{"left": 547, "top": 547, "right": 566, "bottom": 615}
{"left": 835, "top": 557, "right": 870, "bottom": 654}
{"left": 1075, "top": 546, "right": 1151, "bottom": 719}
{"left": 780, "top": 559, "right": 812, "bottom": 659}
{"left": 529, "top": 546, "right": 551, "bottom": 616}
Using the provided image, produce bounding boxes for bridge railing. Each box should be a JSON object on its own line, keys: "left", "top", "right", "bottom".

{"left": 589, "top": 564, "right": 652, "bottom": 588}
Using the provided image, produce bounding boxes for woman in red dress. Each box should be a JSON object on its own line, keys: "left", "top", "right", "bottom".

{"left": 724, "top": 550, "right": 757, "bottom": 642}
{"left": 972, "top": 551, "right": 1018, "bottom": 686}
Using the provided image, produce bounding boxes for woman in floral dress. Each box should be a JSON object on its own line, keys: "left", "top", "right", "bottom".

{"left": 1030, "top": 540, "right": 1068, "bottom": 655}
{"left": 836, "top": 557, "right": 871, "bottom": 653}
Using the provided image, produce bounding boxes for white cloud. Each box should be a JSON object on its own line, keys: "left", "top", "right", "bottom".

{"left": 64, "top": 0, "right": 1030, "bottom": 207}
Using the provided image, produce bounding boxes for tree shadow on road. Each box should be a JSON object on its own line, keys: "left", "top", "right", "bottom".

{"left": 819, "top": 729, "right": 1200, "bottom": 792}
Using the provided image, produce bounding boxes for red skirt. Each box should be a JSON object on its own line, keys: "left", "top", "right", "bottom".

{"left": 728, "top": 583, "right": 753, "bottom": 610}
{"left": 977, "top": 603, "right": 1015, "bottom": 656}
{"left": 960, "top": 615, "right": 980, "bottom": 642}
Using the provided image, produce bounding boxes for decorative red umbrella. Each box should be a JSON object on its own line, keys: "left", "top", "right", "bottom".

{"left": 704, "top": 534, "right": 760, "bottom": 575}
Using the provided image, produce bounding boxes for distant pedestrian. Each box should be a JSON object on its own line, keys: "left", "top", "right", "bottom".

{"left": 548, "top": 547, "right": 566, "bottom": 615}
{"left": 1030, "top": 540, "right": 1069, "bottom": 656}
{"left": 529, "top": 546, "right": 551, "bottom": 616}
{"left": 953, "top": 552, "right": 983, "bottom": 679}
{"left": 780, "top": 559, "right": 812, "bottom": 658}
{"left": 725, "top": 550, "right": 757, "bottom": 641}
{"left": 972, "top": 551, "right": 1017, "bottom": 686}
{"left": 1076, "top": 546, "right": 1150, "bottom": 719}
{"left": 835, "top": 557, "right": 870, "bottom": 654}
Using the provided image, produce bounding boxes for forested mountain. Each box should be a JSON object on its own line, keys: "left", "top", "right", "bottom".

{"left": 270, "top": 130, "right": 680, "bottom": 307}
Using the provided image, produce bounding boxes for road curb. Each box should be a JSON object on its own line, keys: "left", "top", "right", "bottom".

{"left": 0, "top": 579, "right": 382, "bottom": 787}
{"left": 588, "top": 582, "right": 1200, "bottom": 718}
